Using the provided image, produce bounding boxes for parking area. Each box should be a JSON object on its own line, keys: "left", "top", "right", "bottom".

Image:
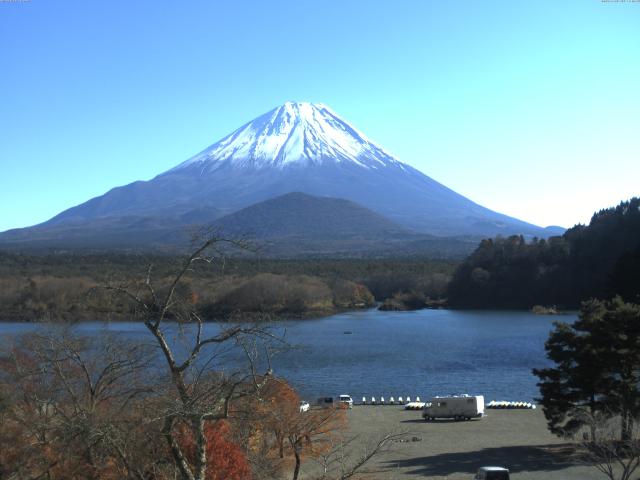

{"left": 300, "top": 406, "right": 603, "bottom": 480}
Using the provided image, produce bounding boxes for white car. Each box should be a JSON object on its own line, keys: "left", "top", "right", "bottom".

{"left": 473, "top": 467, "right": 510, "bottom": 480}
{"left": 338, "top": 394, "right": 353, "bottom": 409}
{"left": 299, "top": 401, "right": 310, "bottom": 412}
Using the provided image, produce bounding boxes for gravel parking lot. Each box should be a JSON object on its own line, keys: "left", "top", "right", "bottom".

{"left": 299, "top": 406, "right": 604, "bottom": 480}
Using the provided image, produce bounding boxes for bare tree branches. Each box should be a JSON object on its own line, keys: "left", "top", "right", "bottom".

{"left": 101, "top": 232, "right": 278, "bottom": 480}
{"left": 311, "top": 431, "right": 408, "bottom": 480}
{"left": 578, "top": 410, "right": 640, "bottom": 480}
{"left": 0, "top": 331, "right": 161, "bottom": 480}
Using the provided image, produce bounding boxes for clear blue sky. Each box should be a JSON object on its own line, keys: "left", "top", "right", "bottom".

{"left": 1, "top": 0, "right": 639, "bottom": 232}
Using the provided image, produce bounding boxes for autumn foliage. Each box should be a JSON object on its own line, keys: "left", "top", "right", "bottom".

{"left": 175, "top": 420, "right": 251, "bottom": 480}
{"left": 0, "top": 336, "right": 348, "bottom": 480}
{"left": 251, "top": 378, "right": 347, "bottom": 480}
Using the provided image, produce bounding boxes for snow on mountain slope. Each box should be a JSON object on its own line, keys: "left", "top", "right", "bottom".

{"left": 171, "top": 102, "right": 406, "bottom": 172}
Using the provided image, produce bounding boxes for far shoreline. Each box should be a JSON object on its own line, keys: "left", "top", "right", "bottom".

{"left": 0, "top": 304, "right": 578, "bottom": 324}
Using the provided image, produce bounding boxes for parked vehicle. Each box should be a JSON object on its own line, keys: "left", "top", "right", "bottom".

{"left": 338, "top": 394, "right": 353, "bottom": 409}
{"left": 299, "top": 401, "right": 310, "bottom": 412}
{"left": 422, "top": 395, "right": 484, "bottom": 421}
{"left": 317, "top": 397, "right": 335, "bottom": 406}
{"left": 473, "top": 466, "right": 509, "bottom": 480}
{"left": 316, "top": 395, "right": 353, "bottom": 409}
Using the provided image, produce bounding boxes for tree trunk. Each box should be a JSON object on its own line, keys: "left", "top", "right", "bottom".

{"left": 193, "top": 417, "right": 207, "bottom": 480}
{"left": 163, "top": 417, "right": 196, "bottom": 480}
{"left": 621, "top": 410, "right": 632, "bottom": 443}
{"left": 589, "top": 397, "right": 597, "bottom": 443}
{"left": 292, "top": 447, "right": 301, "bottom": 480}
{"left": 275, "top": 430, "right": 284, "bottom": 458}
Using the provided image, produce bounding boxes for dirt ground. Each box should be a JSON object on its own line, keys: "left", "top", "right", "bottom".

{"left": 299, "top": 406, "right": 604, "bottom": 480}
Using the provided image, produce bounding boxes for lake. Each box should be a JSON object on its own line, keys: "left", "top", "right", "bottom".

{"left": 0, "top": 309, "right": 574, "bottom": 403}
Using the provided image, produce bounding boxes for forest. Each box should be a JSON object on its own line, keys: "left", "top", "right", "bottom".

{"left": 446, "top": 198, "right": 640, "bottom": 309}
{"left": 0, "top": 253, "right": 454, "bottom": 321}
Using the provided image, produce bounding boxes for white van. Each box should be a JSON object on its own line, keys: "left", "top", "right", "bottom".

{"left": 422, "top": 395, "right": 484, "bottom": 421}
{"left": 316, "top": 395, "right": 353, "bottom": 409}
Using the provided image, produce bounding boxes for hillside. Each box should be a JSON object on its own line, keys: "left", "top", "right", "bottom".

{"left": 210, "top": 192, "right": 481, "bottom": 257}
{"left": 447, "top": 197, "right": 640, "bottom": 308}
{"left": 212, "top": 192, "right": 406, "bottom": 239}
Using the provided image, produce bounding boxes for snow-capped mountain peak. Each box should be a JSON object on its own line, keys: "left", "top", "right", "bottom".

{"left": 6, "top": 101, "right": 561, "bottom": 246}
{"left": 171, "top": 101, "right": 406, "bottom": 172}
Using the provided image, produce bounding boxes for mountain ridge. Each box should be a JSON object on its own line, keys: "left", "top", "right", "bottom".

{"left": 0, "top": 193, "right": 479, "bottom": 258}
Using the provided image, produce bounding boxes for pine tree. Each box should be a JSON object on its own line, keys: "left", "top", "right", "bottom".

{"left": 534, "top": 297, "right": 640, "bottom": 441}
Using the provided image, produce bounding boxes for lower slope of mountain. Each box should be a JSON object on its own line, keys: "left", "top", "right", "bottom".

{"left": 0, "top": 193, "right": 479, "bottom": 257}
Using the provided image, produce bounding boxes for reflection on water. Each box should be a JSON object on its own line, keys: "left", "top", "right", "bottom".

{"left": 0, "top": 309, "right": 574, "bottom": 402}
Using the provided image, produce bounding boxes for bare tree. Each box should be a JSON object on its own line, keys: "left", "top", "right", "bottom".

{"left": 311, "top": 431, "right": 408, "bottom": 480}
{"left": 0, "top": 330, "right": 160, "bottom": 479}
{"left": 578, "top": 410, "right": 640, "bottom": 480}
{"left": 106, "top": 233, "right": 278, "bottom": 480}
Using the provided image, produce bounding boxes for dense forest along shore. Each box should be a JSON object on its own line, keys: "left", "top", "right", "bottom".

{"left": 0, "top": 254, "right": 453, "bottom": 322}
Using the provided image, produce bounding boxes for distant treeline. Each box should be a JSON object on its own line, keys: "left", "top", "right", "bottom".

{"left": 0, "top": 253, "right": 454, "bottom": 321}
{"left": 5, "top": 198, "right": 639, "bottom": 318}
{"left": 447, "top": 197, "right": 640, "bottom": 309}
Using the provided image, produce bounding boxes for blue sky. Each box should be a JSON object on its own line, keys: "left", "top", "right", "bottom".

{"left": 1, "top": 0, "right": 638, "bottom": 231}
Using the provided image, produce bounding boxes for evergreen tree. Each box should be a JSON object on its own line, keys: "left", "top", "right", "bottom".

{"left": 533, "top": 300, "right": 607, "bottom": 438}
{"left": 534, "top": 298, "right": 640, "bottom": 441}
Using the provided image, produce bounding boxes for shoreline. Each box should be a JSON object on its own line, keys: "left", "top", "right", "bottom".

{"left": 0, "top": 305, "right": 376, "bottom": 324}
{"left": 0, "top": 305, "right": 576, "bottom": 323}
{"left": 0, "top": 304, "right": 577, "bottom": 323}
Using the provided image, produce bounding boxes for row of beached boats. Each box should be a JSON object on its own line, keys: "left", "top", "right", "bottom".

{"left": 358, "top": 397, "right": 537, "bottom": 410}
{"left": 486, "top": 400, "right": 536, "bottom": 409}
{"left": 360, "top": 396, "right": 421, "bottom": 405}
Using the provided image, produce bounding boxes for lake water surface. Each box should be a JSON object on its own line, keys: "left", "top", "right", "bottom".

{"left": 0, "top": 309, "right": 575, "bottom": 403}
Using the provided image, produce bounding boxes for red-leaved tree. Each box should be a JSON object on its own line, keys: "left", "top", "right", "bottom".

{"left": 176, "top": 420, "right": 251, "bottom": 480}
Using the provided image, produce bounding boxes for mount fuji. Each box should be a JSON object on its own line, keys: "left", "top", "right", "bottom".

{"left": 1, "top": 102, "right": 563, "bottom": 253}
